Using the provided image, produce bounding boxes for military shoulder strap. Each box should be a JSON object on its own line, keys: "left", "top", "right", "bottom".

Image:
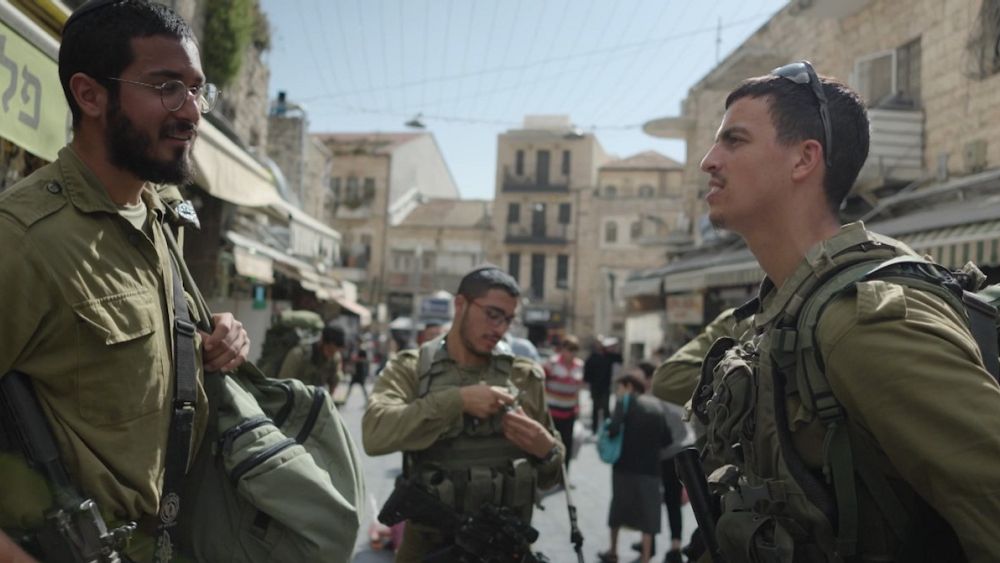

{"left": 776, "top": 254, "right": 997, "bottom": 558}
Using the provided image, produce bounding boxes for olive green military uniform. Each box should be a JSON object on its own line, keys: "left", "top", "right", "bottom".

{"left": 0, "top": 148, "right": 209, "bottom": 546}
{"left": 362, "top": 337, "right": 564, "bottom": 562}
{"left": 277, "top": 343, "right": 343, "bottom": 391}
{"left": 703, "top": 223, "right": 1000, "bottom": 561}
{"left": 651, "top": 308, "right": 752, "bottom": 406}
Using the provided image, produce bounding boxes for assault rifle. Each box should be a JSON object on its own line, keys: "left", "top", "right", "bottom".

{"left": 0, "top": 371, "right": 135, "bottom": 563}
{"left": 675, "top": 447, "right": 724, "bottom": 563}
{"left": 379, "top": 476, "right": 542, "bottom": 563}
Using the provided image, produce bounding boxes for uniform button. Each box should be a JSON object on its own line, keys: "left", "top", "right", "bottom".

{"left": 45, "top": 182, "right": 62, "bottom": 194}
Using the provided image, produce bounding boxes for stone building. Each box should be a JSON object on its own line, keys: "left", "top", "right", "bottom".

{"left": 315, "top": 132, "right": 460, "bottom": 304}
{"left": 490, "top": 115, "right": 610, "bottom": 345}
{"left": 575, "top": 151, "right": 685, "bottom": 361}
{"left": 636, "top": 0, "right": 1000, "bottom": 350}
{"left": 384, "top": 198, "right": 493, "bottom": 322}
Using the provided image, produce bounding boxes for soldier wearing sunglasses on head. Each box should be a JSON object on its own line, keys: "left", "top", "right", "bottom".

{"left": 0, "top": 1, "right": 248, "bottom": 561}
{"left": 691, "top": 61, "right": 1000, "bottom": 562}
{"left": 363, "top": 265, "right": 564, "bottom": 562}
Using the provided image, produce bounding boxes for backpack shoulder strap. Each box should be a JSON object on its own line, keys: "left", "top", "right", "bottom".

{"left": 416, "top": 337, "right": 445, "bottom": 397}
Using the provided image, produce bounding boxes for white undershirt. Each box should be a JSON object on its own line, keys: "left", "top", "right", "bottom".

{"left": 118, "top": 200, "right": 148, "bottom": 231}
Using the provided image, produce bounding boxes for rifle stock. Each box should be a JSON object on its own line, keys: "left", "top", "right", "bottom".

{"left": 675, "top": 447, "right": 724, "bottom": 563}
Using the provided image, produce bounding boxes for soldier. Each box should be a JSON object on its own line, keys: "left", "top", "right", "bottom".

{"left": 363, "top": 266, "right": 564, "bottom": 562}
{"left": 694, "top": 60, "right": 1000, "bottom": 560}
{"left": 277, "top": 323, "right": 346, "bottom": 396}
{"left": 0, "top": 1, "right": 249, "bottom": 560}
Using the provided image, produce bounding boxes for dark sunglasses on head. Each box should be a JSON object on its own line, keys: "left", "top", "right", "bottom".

{"left": 771, "top": 60, "right": 833, "bottom": 168}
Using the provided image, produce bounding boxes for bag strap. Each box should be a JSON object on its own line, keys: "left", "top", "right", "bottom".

{"left": 154, "top": 252, "right": 199, "bottom": 563}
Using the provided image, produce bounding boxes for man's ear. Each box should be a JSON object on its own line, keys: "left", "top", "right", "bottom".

{"left": 790, "top": 139, "right": 824, "bottom": 183}
{"left": 69, "top": 73, "right": 108, "bottom": 120}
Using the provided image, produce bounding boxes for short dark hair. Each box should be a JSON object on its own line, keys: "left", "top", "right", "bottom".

{"left": 60, "top": 0, "right": 196, "bottom": 127}
{"left": 322, "top": 324, "right": 346, "bottom": 347}
{"left": 725, "top": 72, "right": 869, "bottom": 213}
{"left": 617, "top": 374, "right": 646, "bottom": 394}
{"left": 456, "top": 265, "right": 520, "bottom": 300}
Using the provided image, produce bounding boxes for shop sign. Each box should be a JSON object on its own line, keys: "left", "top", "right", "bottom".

{"left": 666, "top": 293, "right": 704, "bottom": 325}
{"left": 0, "top": 21, "right": 69, "bottom": 161}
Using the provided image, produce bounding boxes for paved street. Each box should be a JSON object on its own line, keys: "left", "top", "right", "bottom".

{"left": 342, "top": 387, "right": 696, "bottom": 563}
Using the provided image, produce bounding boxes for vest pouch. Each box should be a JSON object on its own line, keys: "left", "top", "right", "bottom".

{"left": 501, "top": 458, "right": 536, "bottom": 514}
{"left": 717, "top": 511, "right": 794, "bottom": 563}
{"left": 705, "top": 346, "right": 757, "bottom": 466}
{"left": 463, "top": 467, "right": 503, "bottom": 513}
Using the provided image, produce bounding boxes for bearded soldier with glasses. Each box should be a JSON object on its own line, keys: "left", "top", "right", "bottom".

{"left": 363, "top": 266, "right": 564, "bottom": 562}
{"left": 0, "top": 1, "right": 250, "bottom": 561}
{"left": 690, "top": 61, "right": 1000, "bottom": 561}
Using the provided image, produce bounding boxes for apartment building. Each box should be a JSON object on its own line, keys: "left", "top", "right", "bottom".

{"left": 575, "top": 151, "right": 686, "bottom": 357}
{"left": 491, "top": 115, "right": 609, "bottom": 345}
{"left": 315, "top": 132, "right": 460, "bottom": 304}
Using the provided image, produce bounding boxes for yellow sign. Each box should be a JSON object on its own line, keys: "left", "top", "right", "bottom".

{"left": 0, "top": 20, "right": 69, "bottom": 162}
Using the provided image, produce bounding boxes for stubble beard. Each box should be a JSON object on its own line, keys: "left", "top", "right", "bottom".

{"left": 106, "top": 97, "right": 194, "bottom": 185}
{"left": 458, "top": 309, "right": 493, "bottom": 360}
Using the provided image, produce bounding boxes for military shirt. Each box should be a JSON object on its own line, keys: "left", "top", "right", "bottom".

{"left": 752, "top": 223, "right": 1000, "bottom": 561}
{"left": 0, "top": 147, "right": 209, "bottom": 528}
{"left": 362, "top": 339, "right": 564, "bottom": 490}
{"left": 277, "top": 343, "right": 343, "bottom": 390}
{"left": 651, "top": 307, "right": 751, "bottom": 406}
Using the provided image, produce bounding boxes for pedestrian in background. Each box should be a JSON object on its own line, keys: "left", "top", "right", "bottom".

{"left": 543, "top": 335, "right": 585, "bottom": 472}
{"left": 599, "top": 374, "right": 673, "bottom": 563}
{"left": 583, "top": 337, "right": 622, "bottom": 433}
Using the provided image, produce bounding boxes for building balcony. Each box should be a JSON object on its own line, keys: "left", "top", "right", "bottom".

{"left": 385, "top": 271, "right": 465, "bottom": 294}
{"left": 501, "top": 168, "right": 569, "bottom": 193}
{"left": 855, "top": 108, "right": 924, "bottom": 194}
{"left": 504, "top": 223, "right": 570, "bottom": 245}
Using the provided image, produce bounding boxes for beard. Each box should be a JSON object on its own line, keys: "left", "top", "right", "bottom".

{"left": 457, "top": 308, "right": 493, "bottom": 359}
{"left": 106, "top": 97, "right": 195, "bottom": 185}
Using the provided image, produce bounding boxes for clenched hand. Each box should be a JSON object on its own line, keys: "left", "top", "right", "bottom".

{"left": 200, "top": 312, "right": 250, "bottom": 372}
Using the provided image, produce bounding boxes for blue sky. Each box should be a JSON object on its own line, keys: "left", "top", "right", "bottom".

{"left": 260, "top": 0, "right": 789, "bottom": 200}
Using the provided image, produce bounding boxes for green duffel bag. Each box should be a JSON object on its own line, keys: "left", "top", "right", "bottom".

{"left": 176, "top": 362, "right": 365, "bottom": 563}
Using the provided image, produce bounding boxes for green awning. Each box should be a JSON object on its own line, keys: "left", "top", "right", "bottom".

{"left": 896, "top": 219, "right": 1000, "bottom": 268}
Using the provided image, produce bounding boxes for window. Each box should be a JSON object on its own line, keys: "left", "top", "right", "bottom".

{"left": 515, "top": 150, "right": 525, "bottom": 175}
{"left": 508, "top": 253, "right": 521, "bottom": 282}
{"left": 363, "top": 177, "right": 376, "bottom": 201}
{"left": 604, "top": 185, "right": 617, "bottom": 199}
{"left": 561, "top": 150, "right": 571, "bottom": 175}
{"left": 639, "top": 184, "right": 654, "bottom": 198}
{"left": 531, "top": 203, "right": 546, "bottom": 237}
{"left": 630, "top": 220, "right": 642, "bottom": 240}
{"left": 508, "top": 202, "right": 520, "bottom": 223}
{"left": 346, "top": 176, "right": 359, "bottom": 200}
{"left": 854, "top": 38, "right": 922, "bottom": 108}
{"left": 556, "top": 255, "right": 569, "bottom": 288}
{"left": 536, "top": 150, "right": 550, "bottom": 185}
{"left": 558, "top": 203, "right": 571, "bottom": 224}
{"left": 969, "top": 1, "right": 1000, "bottom": 78}
{"left": 330, "top": 177, "right": 341, "bottom": 200}
{"left": 531, "top": 254, "right": 545, "bottom": 300}
{"left": 605, "top": 221, "right": 618, "bottom": 243}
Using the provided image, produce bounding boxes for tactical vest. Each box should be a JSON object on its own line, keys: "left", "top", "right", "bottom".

{"left": 693, "top": 225, "right": 992, "bottom": 562}
{"left": 405, "top": 338, "right": 537, "bottom": 523}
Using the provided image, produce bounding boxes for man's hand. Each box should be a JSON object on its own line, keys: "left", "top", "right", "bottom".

{"left": 200, "top": 312, "right": 250, "bottom": 372}
{"left": 502, "top": 408, "right": 557, "bottom": 459}
{"left": 460, "top": 384, "right": 514, "bottom": 418}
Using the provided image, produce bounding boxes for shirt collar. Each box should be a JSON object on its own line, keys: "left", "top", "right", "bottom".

{"left": 58, "top": 146, "right": 166, "bottom": 222}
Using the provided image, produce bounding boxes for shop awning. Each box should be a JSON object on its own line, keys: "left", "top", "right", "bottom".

{"left": 622, "top": 275, "right": 663, "bottom": 298}
{"left": 232, "top": 245, "right": 274, "bottom": 284}
{"left": 333, "top": 295, "right": 372, "bottom": 326}
{"left": 894, "top": 220, "right": 1000, "bottom": 269}
{"left": 193, "top": 122, "right": 282, "bottom": 207}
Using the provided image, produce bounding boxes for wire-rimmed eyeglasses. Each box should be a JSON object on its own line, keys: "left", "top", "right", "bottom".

{"left": 771, "top": 60, "right": 833, "bottom": 167}
{"left": 105, "top": 78, "right": 221, "bottom": 114}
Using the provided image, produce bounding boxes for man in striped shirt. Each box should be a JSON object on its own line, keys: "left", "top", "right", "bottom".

{"left": 544, "top": 335, "right": 585, "bottom": 472}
